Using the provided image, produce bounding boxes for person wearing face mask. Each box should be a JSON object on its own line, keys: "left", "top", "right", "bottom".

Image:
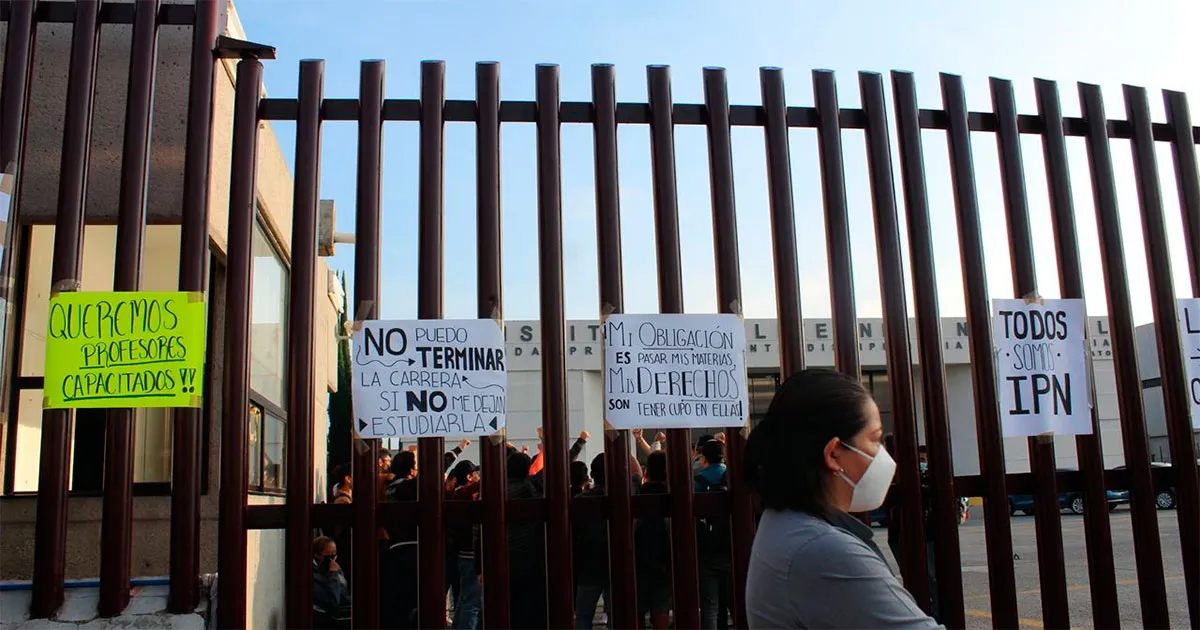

{"left": 744, "top": 369, "right": 940, "bottom": 629}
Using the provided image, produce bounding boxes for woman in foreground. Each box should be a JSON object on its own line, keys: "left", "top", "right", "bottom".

{"left": 744, "top": 368, "right": 940, "bottom": 629}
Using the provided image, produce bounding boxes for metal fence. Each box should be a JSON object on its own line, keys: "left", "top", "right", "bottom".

{"left": 2, "top": 1, "right": 1198, "bottom": 629}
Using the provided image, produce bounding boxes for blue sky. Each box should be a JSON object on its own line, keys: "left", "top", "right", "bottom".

{"left": 234, "top": 0, "right": 1199, "bottom": 325}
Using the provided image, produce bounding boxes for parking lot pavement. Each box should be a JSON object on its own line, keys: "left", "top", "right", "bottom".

{"left": 876, "top": 508, "right": 1192, "bottom": 629}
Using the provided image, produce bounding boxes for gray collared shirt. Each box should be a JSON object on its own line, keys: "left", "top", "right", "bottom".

{"left": 746, "top": 508, "right": 941, "bottom": 629}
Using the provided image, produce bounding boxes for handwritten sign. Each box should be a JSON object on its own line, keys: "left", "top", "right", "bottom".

{"left": 351, "top": 319, "right": 506, "bottom": 439}
{"left": 993, "top": 299, "right": 1090, "bottom": 437}
{"left": 603, "top": 313, "right": 748, "bottom": 429}
{"left": 1180, "top": 298, "right": 1200, "bottom": 429}
{"left": 43, "top": 292, "right": 207, "bottom": 409}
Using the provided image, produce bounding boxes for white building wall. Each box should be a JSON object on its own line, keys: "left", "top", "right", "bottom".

{"left": 501, "top": 316, "right": 1125, "bottom": 483}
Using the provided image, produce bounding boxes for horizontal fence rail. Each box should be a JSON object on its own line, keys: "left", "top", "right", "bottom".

{"left": 2, "top": 3, "right": 1198, "bottom": 629}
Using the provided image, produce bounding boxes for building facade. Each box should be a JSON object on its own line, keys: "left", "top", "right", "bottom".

{"left": 491, "top": 316, "right": 1127, "bottom": 476}
{"left": 0, "top": 2, "right": 341, "bottom": 627}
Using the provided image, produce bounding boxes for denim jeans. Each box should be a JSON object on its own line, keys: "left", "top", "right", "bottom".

{"left": 574, "top": 583, "right": 607, "bottom": 630}
{"left": 452, "top": 556, "right": 481, "bottom": 630}
{"left": 699, "top": 564, "right": 731, "bottom": 630}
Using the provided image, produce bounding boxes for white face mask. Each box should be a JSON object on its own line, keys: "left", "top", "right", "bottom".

{"left": 836, "top": 442, "right": 897, "bottom": 512}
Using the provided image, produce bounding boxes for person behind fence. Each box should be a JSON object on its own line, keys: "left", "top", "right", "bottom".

{"left": 573, "top": 453, "right": 611, "bottom": 629}
{"left": 313, "top": 536, "right": 352, "bottom": 629}
{"left": 695, "top": 437, "right": 733, "bottom": 630}
{"left": 446, "top": 459, "right": 482, "bottom": 630}
{"left": 635, "top": 450, "right": 672, "bottom": 630}
{"left": 507, "top": 450, "right": 548, "bottom": 629}
{"left": 744, "top": 368, "right": 940, "bottom": 629}
{"left": 381, "top": 450, "right": 419, "bottom": 629}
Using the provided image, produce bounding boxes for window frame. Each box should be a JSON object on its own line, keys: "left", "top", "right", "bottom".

{"left": 0, "top": 226, "right": 216, "bottom": 497}
{"left": 245, "top": 210, "right": 290, "bottom": 496}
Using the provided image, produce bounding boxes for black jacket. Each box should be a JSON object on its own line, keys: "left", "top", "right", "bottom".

{"left": 507, "top": 477, "right": 546, "bottom": 577}
{"left": 572, "top": 485, "right": 609, "bottom": 586}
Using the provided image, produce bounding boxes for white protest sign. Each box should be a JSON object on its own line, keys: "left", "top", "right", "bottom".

{"left": 603, "top": 313, "right": 748, "bottom": 429}
{"left": 350, "top": 319, "right": 506, "bottom": 439}
{"left": 993, "top": 298, "right": 1090, "bottom": 437}
{"left": 1179, "top": 298, "right": 1200, "bottom": 429}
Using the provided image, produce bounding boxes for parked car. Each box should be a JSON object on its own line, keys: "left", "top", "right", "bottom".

{"left": 1008, "top": 469, "right": 1130, "bottom": 516}
{"left": 1114, "top": 462, "right": 1176, "bottom": 510}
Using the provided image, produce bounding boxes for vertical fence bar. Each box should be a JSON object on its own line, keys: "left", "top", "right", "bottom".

{"left": 0, "top": 0, "right": 36, "bottom": 414}
{"left": 812, "top": 70, "right": 859, "bottom": 377}
{"left": 0, "top": 0, "right": 36, "bottom": 173}
{"left": 759, "top": 68, "right": 805, "bottom": 376}
{"left": 1163, "top": 91, "right": 1200, "bottom": 292}
{"left": 284, "top": 58, "right": 325, "bottom": 630}
{"left": 702, "top": 66, "right": 754, "bottom": 630}
{"left": 30, "top": 0, "right": 101, "bottom": 617}
{"left": 1125, "top": 84, "right": 1200, "bottom": 630}
{"left": 475, "top": 61, "right": 511, "bottom": 630}
{"left": 475, "top": 61, "right": 511, "bottom": 629}
{"left": 99, "top": 0, "right": 160, "bottom": 617}
{"left": 1078, "top": 82, "right": 1170, "bottom": 629}
{"left": 990, "top": 77, "right": 1071, "bottom": 630}
{"left": 858, "top": 71, "right": 932, "bottom": 612}
{"left": 352, "top": 59, "right": 385, "bottom": 630}
{"left": 646, "top": 64, "right": 702, "bottom": 630}
{"left": 217, "top": 58, "right": 263, "bottom": 630}
{"left": 416, "top": 59, "right": 448, "bottom": 630}
{"left": 941, "top": 73, "right": 1019, "bottom": 629}
{"left": 171, "top": 0, "right": 220, "bottom": 613}
{"left": 591, "top": 62, "right": 638, "bottom": 630}
{"left": 535, "top": 63, "right": 576, "bottom": 630}
{"left": 891, "top": 71, "right": 966, "bottom": 629}
{"left": 1034, "top": 78, "right": 1121, "bottom": 629}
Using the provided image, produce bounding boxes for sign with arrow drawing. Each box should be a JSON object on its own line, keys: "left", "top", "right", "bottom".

{"left": 350, "top": 319, "right": 507, "bottom": 439}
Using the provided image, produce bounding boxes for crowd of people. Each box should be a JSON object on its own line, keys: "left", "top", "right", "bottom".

{"left": 314, "top": 368, "right": 944, "bottom": 629}
{"left": 313, "top": 429, "right": 735, "bottom": 629}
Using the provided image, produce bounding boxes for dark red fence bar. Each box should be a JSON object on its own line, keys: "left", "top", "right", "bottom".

{"left": 416, "top": 59, "right": 448, "bottom": 630}
{"left": 284, "top": 58, "right": 325, "bottom": 630}
{"left": 858, "top": 71, "right": 931, "bottom": 612}
{"left": 1078, "top": 81, "right": 1169, "bottom": 629}
{"left": 475, "top": 60, "right": 512, "bottom": 630}
{"left": 812, "top": 70, "right": 859, "bottom": 377}
{"left": 703, "top": 66, "right": 755, "bottom": 630}
{"left": 30, "top": 0, "right": 101, "bottom": 618}
{"left": 1163, "top": 90, "right": 1200, "bottom": 292}
{"left": 990, "top": 76, "right": 1070, "bottom": 630}
{"left": 0, "top": 0, "right": 36, "bottom": 173}
{"left": 1124, "top": 84, "right": 1200, "bottom": 630}
{"left": 535, "top": 63, "right": 576, "bottom": 630}
{"left": 891, "top": 71, "right": 966, "bottom": 629}
{"left": 99, "top": 0, "right": 160, "bottom": 617}
{"left": 352, "top": 58, "right": 385, "bottom": 630}
{"left": 1034, "top": 77, "right": 1120, "bottom": 628}
{"left": 217, "top": 58, "right": 264, "bottom": 630}
{"left": 758, "top": 68, "right": 805, "bottom": 376}
{"left": 647, "top": 64, "right": 701, "bottom": 629}
{"left": 170, "top": 0, "right": 220, "bottom": 613}
{"left": 591, "top": 62, "right": 638, "bottom": 630}
{"left": 940, "top": 72, "right": 1019, "bottom": 629}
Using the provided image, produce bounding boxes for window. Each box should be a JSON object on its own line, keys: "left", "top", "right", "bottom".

{"left": 248, "top": 216, "right": 289, "bottom": 493}
{"left": 3, "top": 225, "right": 207, "bottom": 495}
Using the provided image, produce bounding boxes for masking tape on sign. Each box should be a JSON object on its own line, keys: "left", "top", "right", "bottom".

{"left": 50, "top": 278, "right": 81, "bottom": 297}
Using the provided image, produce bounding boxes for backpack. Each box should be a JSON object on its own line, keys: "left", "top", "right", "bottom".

{"left": 695, "top": 471, "right": 731, "bottom": 557}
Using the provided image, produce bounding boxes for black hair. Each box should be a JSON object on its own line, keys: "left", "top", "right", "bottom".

{"left": 570, "top": 460, "right": 590, "bottom": 494}
{"left": 378, "top": 450, "right": 392, "bottom": 462}
{"left": 332, "top": 463, "right": 351, "bottom": 483}
{"left": 391, "top": 450, "right": 416, "bottom": 478}
{"left": 507, "top": 451, "right": 532, "bottom": 480}
{"left": 313, "top": 536, "right": 334, "bottom": 556}
{"left": 645, "top": 451, "right": 668, "bottom": 483}
{"left": 450, "top": 459, "right": 477, "bottom": 486}
{"left": 694, "top": 434, "right": 716, "bottom": 451}
{"left": 590, "top": 452, "right": 606, "bottom": 487}
{"left": 744, "top": 368, "right": 873, "bottom": 516}
{"left": 700, "top": 440, "right": 725, "bottom": 466}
